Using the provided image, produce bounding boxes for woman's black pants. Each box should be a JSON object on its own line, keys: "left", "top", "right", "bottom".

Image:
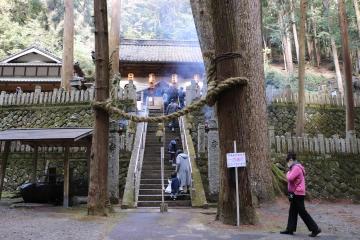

{"left": 286, "top": 195, "right": 319, "bottom": 232}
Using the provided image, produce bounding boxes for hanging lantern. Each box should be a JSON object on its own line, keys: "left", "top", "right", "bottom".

{"left": 171, "top": 74, "right": 178, "bottom": 85}
{"left": 149, "top": 73, "right": 155, "bottom": 88}
{"left": 128, "top": 73, "right": 134, "bottom": 81}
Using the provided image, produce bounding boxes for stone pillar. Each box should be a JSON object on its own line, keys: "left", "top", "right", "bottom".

{"left": 124, "top": 80, "right": 137, "bottom": 104}
{"left": 268, "top": 126, "right": 275, "bottom": 149}
{"left": 197, "top": 124, "right": 206, "bottom": 157}
{"left": 108, "top": 120, "right": 120, "bottom": 204}
{"left": 207, "top": 118, "right": 220, "bottom": 197}
{"left": 35, "top": 85, "right": 42, "bottom": 93}
{"left": 126, "top": 120, "right": 136, "bottom": 152}
{"left": 0, "top": 91, "right": 6, "bottom": 106}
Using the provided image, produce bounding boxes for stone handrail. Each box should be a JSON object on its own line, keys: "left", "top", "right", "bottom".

{"left": 0, "top": 86, "right": 136, "bottom": 106}
{"left": 180, "top": 116, "right": 208, "bottom": 208}
{"left": 121, "top": 121, "right": 146, "bottom": 208}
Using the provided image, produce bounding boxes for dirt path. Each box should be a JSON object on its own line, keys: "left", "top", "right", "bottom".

{"left": 1, "top": 198, "right": 359, "bottom": 240}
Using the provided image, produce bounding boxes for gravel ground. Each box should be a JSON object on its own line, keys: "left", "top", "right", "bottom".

{"left": 1, "top": 197, "right": 359, "bottom": 240}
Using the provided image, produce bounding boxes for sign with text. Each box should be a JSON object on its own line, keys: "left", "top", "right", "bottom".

{"left": 226, "top": 152, "right": 246, "bottom": 168}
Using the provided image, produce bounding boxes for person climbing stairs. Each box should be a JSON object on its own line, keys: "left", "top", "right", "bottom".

{"left": 137, "top": 109, "right": 191, "bottom": 207}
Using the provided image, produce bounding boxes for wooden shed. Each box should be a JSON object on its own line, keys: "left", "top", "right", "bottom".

{"left": 0, "top": 128, "right": 92, "bottom": 207}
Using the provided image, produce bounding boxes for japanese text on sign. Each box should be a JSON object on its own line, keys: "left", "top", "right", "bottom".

{"left": 226, "top": 152, "right": 246, "bottom": 168}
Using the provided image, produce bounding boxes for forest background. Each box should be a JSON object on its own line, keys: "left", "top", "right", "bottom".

{"left": 0, "top": 0, "right": 359, "bottom": 92}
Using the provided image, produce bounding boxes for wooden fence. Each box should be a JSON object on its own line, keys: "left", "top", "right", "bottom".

{"left": 0, "top": 87, "right": 136, "bottom": 106}
{"left": 269, "top": 133, "right": 360, "bottom": 155}
{"left": 272, "top": 92, "right": 360, "bottom": 107}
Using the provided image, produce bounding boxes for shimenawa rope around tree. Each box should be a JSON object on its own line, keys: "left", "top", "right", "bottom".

{"left": 92, "top": 52, "right": 248, "bottom": 123}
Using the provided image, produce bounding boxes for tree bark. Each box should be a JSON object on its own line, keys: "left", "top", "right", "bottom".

{"left": 305, "top": 22, "right": 315, "bottom": 64}
{"left": 61, "top": 0, "right": 74, "bottom": 91}
{"left": 290, "top": 0, "right": 299, "bottom": 63}
{"left": 296, "top": 0, "right": 308, "bottom": 137}
{"left": 279, "top": 8, "right": 294, "bottom": 75}
{"left": 88, "top": 0, "right": 110, "bottom": 216}
{"left": 310, "top": 5, "right": 321, "bottom": 67}
{"left": 109, "top": 0, "right": 121, "bottom": 77}
{"left": 211, "top": 0, "right": 273, "bottom": 225}
{"left": 323, "top": 0, "right": 344, "bottom": 95}
{"left": 353, "top": 0, "right": 360, "bottom": 73}
{"left": 338, "top": 0, "right": 355, "bottom": 131}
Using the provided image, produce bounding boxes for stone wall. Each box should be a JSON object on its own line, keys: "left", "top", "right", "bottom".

{"left": 268, "top": 103, "right": 360, "bottom": 137}
{"left": 272, "top": 153, "right": 360, "bottom": 202}
{"left": 0, "top": 101, "right": 134, "bottom": 197}
{"left": 0, "top": 105, "right": 93, "bottom": 130}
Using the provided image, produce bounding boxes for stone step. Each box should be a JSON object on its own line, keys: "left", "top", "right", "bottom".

{"left": 140, "top": 183, "right": 162, "bottom": 189}
{"left": 138, "top": 194, "right": 190, "bottom": 201}
{"left": 137, "top": 200, "right": 191, "bottom": 207}
{"left": 141, "top": 178, "right": 169, "bottom": 184}
{"left": 141, "top": 172, "right": 173, "bottom": 179}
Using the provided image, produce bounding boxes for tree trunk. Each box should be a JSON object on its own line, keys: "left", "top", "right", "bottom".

{"left": 290, "top": 0, "right": 299, "bottom": 63}
{"left": 279, "top": 9, "right": 294, "bottom": 75}
{"left": 88, "top": 0, "right": 110, "bottom": 216}
{"left": 311, "top": 5, "right": 321, "bottom": 67}
{"left": 211, "top": 0, "right": 273, "bottom": 225}
{"left": 331, "top": 37, "right": 344, "bottom": 94}
{"left": 353, "top": 0, "right": 360, "bottom": 73}
{"left": 305, "top": 22, "right": 314, "bottom": 64}
{"left": 338, "top": 0, "right": 355, "bottom": 131}
{"left": 189, "top": 0, "right": 214, "bottom": 87}
{"left": 109, "top": 0, "right": 121, "bottom": 77}
{"left": 296, "top": 0, "right": 308, "bottom": 136}
{"left": 61, "top": 0, "right": 74, "bottom": 91}
{"left": 323, "top": 0, "right": 344, "bottom": 94}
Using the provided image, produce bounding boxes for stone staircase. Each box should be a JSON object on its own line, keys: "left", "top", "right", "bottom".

{"left": 137, "top": 109, "right": 191, "bottom": 207}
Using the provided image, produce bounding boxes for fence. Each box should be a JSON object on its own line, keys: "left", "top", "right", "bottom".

{"left": 0, "top": 86, "right": 136, "bottom": 106}
{"left": 272, "top": 92, "right": 360, "bottom": 107}
{"left": 269, "top": 133, "right": 360, "bottom": 155}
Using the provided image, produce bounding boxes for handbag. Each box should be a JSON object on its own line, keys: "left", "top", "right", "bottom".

{"left": 165, "top": 179, "right": 172, "bottom": 193}
{"left": 288, "top": 192, "right": 295, "bottom": 202}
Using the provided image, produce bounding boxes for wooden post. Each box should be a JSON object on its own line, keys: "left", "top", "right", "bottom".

{"left": 233, "top": 141, "right": 240, "bottom": 227}
{"left": 88, "top": 0, "right": 110, "bottom": 216}
{"left": 86, "top": 141, "right": 91, "bottom": 183}
{"left": 63, "top": 146, "right": 70, "bottom": 208}
{"left": 61, "top": 0, "right": 74, "bottom": 91}
{"left": 32, "top": 145, "right": 38, "bottom": 183}
{"left": 0, "top": 141, "right": 10, "bottom": 199}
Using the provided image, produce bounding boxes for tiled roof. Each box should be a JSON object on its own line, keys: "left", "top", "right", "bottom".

{"left": 0, "top": 77, "right": 61, "bottom": 82}
{"left": 119, "top": 39, "right": 204, "bottom": 63}
{"left": 0, "top": 63, "right": 62, "bottom": 66}
{"left": 0, "top": 45, "right": 62, "bottom": 64}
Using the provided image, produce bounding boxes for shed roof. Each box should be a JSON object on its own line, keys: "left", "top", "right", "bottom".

{"left": 0, "top": 128, "right": 92, "bottom": 143}
{"left": 119, "top": 39, "right": 204, "bottom": 64}
{"left": 1, "top": 46, "right": 62, "bottom": 64}
{"left": 0, "top": 77, "right": 61, "bottom": 83}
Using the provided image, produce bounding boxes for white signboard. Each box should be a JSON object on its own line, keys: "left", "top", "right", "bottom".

{"left": 226, "top": 152, "right": 246, "bottom": 168}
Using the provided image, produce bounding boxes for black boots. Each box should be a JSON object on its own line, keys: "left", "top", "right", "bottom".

{"left": 309, "top": 228, "right": 321, "bottom": 237}
{"left": 280, "top": 230, "right": 293, "bottom": 235}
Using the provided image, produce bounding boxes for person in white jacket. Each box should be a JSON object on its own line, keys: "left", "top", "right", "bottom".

{"left": 175, "top": 150, "right": 191, "bottom": 193}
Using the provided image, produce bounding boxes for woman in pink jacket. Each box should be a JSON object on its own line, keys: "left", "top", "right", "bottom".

{"left": 280, "top": 152, "right": 321, "bottom": 237}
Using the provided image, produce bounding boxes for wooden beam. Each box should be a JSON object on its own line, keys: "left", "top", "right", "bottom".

{"left": 63, "top": 145, "right": 70, "bottom": 207}
{"left": 86, "top": 141, "right": 92, "bottom": 184}
{"left": 32, "top": 145, "right": 38, "bottom": 183}
{"left": 0, "top": 141, "right": 10, "bottom": 199}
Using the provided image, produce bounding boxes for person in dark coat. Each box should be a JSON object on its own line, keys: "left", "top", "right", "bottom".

{"left": 168, "top": 138, "right": 179, "bottom": 163}
{"left": 170, "top": 172, "right": 180, "bottom": 200}
{"left": 281, "top": 152, "right": 321, "bottom": 237}
{"left": 166, "top": 99, "right": 180, "bottom": 131}
{"left": 178, "top": 87, "right": 186, "bottom": 108}
{"left": 167, "top": 85, "right": 178, "bottom": 103}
